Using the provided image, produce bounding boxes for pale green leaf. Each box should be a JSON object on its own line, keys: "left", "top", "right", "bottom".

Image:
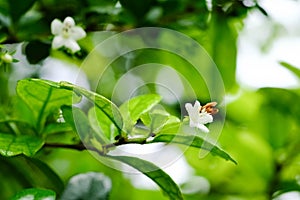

{"left": 16, "top": 79, "right": 81, "bottom": 133}
{"left": 141, "top": 108, "right": 180, "bottom": 133}
{"left": 59, "top": 81, "right": 124, "bottom": 137}
{"left": 119, "top": 94, "right": 161, "bottom": 133}
{"left": 88, "top": 107, "right": 117, "bottom": 143}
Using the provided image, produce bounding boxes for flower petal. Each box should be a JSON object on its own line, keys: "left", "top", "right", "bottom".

{"left": 52, "top": 36, "right": 65, "bottom": 49}
{"left": 64, "top": 39, "right": 80, "bottom": 52}
{"left": 63, "top": 16, "right": 75, "bottom": 27}
{"left": 70, "top": 27, "right": 86, "bottom": 40}
{"left": 199, "top": 113, "right": 213, "bottom": 124}
{"left": 185, "top": 101, "right": 202, "bottom": 122}
{"left": 193, "top": 100, "right": 201, "bottom": 110}
{"left": 51, "top": 19, "right": 63, "bottom": 35}
{"left": 196, "top": 123, "right": 209, "bottom": 133}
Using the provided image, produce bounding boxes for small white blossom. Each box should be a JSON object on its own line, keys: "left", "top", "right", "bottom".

{"left": 51, "top": 16, "right": 86, "bottom": 53}
{"left": 185, "top": 100, "right": 213, "bottom": 133}
{"left": 1, "top": 53, "right": 13, "bottom": 63}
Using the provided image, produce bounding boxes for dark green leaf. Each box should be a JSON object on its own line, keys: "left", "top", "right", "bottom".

{"left": 255, "top": 3, "right": 268, "bottom": 16}
{"left": 119, "top": 0, "right": 153, "bottom": 18}
{"left": 272, "top": 180, "right": 300, "bottom": 198}
{"left": 59, "top": 81, "right": 124, "bottom": 137}
{"left": 108, "top": 155, "right": 183, "bottom": 200}
{"left": 0, "top": 155, "right": 64, "bottom": 195}
{"left": 8, "top": 0, "right": 36, "bottom": 22}
{"left": 16, "top": 79, "right": 81, "bottom": 133}
{"left": 11, "top": 188, "right": 56, "bottom": 200}
{"left": 0, "top": 133, "right": 43, "bottom": 157}
{"left": 151, "top": 134, "right": 237, "bottom": 164}
{"left": 24, "top": 41, "right": 51, "bottom": 64}
{"left": 119, "top": 94, "right": 161, "bottom": 133}
{"left": 61, "top": 172, "right": 112, "bottom": 200}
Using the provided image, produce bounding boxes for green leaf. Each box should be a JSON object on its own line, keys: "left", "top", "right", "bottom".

{"left": 141, "top": 108, "right": 180, "bottom": 133}
{"left": 279, "top": 61, "right": 300, "bottom": 79}
{"left": 24, "top": 41, "right": 51, "bottom": 64}
{"left": 151, "top": 134, "right": 237, "bottom": 164}
{"left": 59, "top": 81, "right": 124, "bottom": 137}
{"left": 10, "top": 96, "right": 35, "bottom": 127}
{"left": 8, "top": 0, "right": 36, "bottom": 22}
{"left": 61, "top": 172, "right": 112, "bottom": 200}
{"left": 0, "top": 133, "right": 43, "bottom": 157}
{"left": 43, "top": 123, "right": 73, "bottom": 135}
{"left": 0, "top": 155, "right": 64, "bottom": 195}
{"left": 202, "top": 15, "right": 238, "bottom": 92}
{"left": 61, "top": 106, "right": 104, "bottom": 150}
{"left": 11, "top": 188, "right": 56, "bottom": 200}
{"left": 119, "top": 94, "right": 161, "bottom": 133}
{"left": 108, "top": 155, "right": 183, "bottom": 200}
{"left": 16, "top": 79, "right": 81, "bottom": 133}
{"left": 61, "top": 106, "right": 92, "bottom": 141}
{"left": 88, "top": 107, "right": 117, "bottom": 143}
{"left": 119, "top": 0, "right": 153, "bottom": 19}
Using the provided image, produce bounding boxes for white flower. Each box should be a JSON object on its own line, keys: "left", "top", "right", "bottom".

{"left": 51, "top": 16, "right": 86, "bottom": 53}
{"left": 185, "top": 100, "right": 213, "bottom": 133}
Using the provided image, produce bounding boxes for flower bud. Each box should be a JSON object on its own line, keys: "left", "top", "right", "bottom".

{"left": 1, "top": 53, "right": 13, "bottom": 63}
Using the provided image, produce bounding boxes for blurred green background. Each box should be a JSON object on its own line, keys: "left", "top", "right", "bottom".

{"left": 0, "top": 0, "right": 300, "bottom": 199}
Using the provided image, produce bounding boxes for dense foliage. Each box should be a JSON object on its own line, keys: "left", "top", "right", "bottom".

{"left": 0, "top": 0, "right": 299, "bottom": 200}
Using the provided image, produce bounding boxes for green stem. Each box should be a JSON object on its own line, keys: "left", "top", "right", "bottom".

{"left": 0, "top": 70, "right": 9, "bottom": 104}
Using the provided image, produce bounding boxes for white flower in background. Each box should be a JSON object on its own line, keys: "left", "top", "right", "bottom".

{"left": 185, "top": 100, "right": 214, "bottom": 133}
{"left": 1, "top": 53, "right": 13, "bottom": 63}
{"left": 51, "top": 16, "right": 86, "bottom": 53}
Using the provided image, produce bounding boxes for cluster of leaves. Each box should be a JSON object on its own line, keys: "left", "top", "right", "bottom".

{"left": 0, "top": 78, "right": 235, "bottom": 199}
{"left": 0, "top": 0, "right": 266, "bottom": 64}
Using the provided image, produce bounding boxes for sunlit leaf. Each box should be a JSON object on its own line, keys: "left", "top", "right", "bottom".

{"left": 59, "top": 81, "right": 124, "bottom": 137}
{"left": 16, "top": 79, "right": 81, "bottom": 133}
{"left": 61, "top": 106, "right": 104, "bottom": 150}
{"left": 61, "top": 172, "right": 112, "bottom": 200}
{"left": 0, "top": 133, "right": 43, "bottom": 157}
{"left": 141, "top": 108, "right": 180, "bottom": 133}
{"left": 151, "top": 134, "right": 237, "bottom": 164}
{"left": 11, "top": 188, "right": 56, "bottom": 200}
{"left": 108, "top": 155, "right": 183, "bottom": 200}
{"left": 119, "top": 94, "right": 161, "bottom": 133}
{"left": 88, "top": 107, "right": 117, "bottom": 143}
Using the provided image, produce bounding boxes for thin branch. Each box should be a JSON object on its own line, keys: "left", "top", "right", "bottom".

{"left": 43, "top": 142, "right": 86, "bottom": 151}
{"left": 43, "top": 136, "right": 149, "bottom": 155}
